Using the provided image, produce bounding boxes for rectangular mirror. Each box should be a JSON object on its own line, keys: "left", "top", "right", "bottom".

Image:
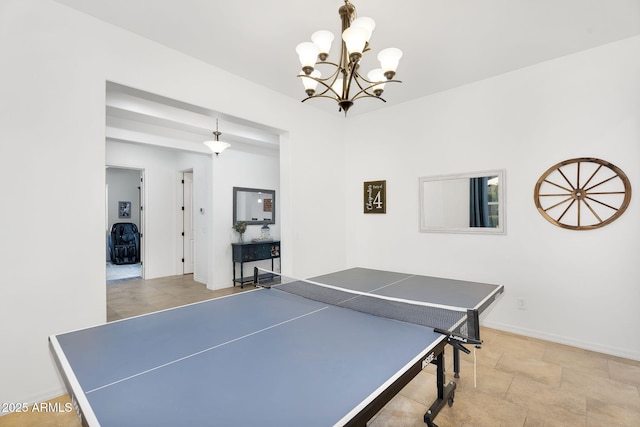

{"left": 419, "top": 170, "right": 506, "bottom": 234}
{"left": 233, "top": 187, "right": 276, "bottom": 225}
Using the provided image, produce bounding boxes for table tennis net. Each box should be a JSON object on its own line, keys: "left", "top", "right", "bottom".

{"left": 254, "top": 268, "right": 480, "bottom": 341}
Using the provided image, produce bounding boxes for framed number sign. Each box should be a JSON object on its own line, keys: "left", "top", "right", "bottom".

{"left": 364, "top": 180, "right": 386, "bottom": 214}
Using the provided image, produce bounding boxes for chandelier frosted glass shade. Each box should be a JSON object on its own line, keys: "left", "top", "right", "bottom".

{"left": 342, "top": 26, "right": 368, "bottom": 58}
{"left": 311, "top": 30, "right": 334, "bottom": 60}
{"left": 378, "top": 48, "right": 403, "bottom": 79}
{"left": 366, "top": 68, "right": 386, "bottom": 96}
{"left": 351, "top": 17, "right": 375, "bottom": 40}
{"left": 295, "top": 0, "right": 402, "bottom": 115}
{"left": 295, "top": 42, "right": 320, "bottom": 75}
{"left": 300, "top": 70, "right": 322, "bottom": 95}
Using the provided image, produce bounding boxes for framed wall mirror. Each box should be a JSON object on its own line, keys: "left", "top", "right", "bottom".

{"left": 419, "top": 170, "right": 506, "bottom": 234}
{"left": 233, "top": 187, "right": 276, "bottom": 225}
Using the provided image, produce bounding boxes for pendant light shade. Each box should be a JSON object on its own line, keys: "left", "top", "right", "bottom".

{"left": 203, "top": 119, "right": 231, "bottom": 156}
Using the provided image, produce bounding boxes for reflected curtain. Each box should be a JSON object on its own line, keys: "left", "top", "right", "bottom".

{"left": 470, "top": 177, "right": 489, "bottom": 227}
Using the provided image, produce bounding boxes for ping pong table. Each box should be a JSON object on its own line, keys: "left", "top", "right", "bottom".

{"left": 49, "top": 267, "right": 503, "bottom": 427}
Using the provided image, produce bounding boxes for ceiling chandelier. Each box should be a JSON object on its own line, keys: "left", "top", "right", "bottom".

{"left": 203, "top": 119, "right": 231, "bottom": 156}
{"left": 296, "top": 0, "right": 402, "bottom": 116}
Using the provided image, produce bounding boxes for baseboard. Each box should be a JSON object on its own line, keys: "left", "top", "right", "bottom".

{"left": 483, "top": 321, "right": 640, "bottom": 362}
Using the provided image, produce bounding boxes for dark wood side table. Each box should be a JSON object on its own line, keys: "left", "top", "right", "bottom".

{"left": 231, "top": 241, "right": 280, "bottom": 288}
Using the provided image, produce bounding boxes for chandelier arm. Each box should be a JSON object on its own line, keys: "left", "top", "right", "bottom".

{"left": 300, "top": 94, "right": 344, "bottom": 103}
{"left": 351, "top": 69, "right": 402, "bottom": 89}
{"left": 297, "top": 65, "right": 345, "bottom": 99}
{"left": 352, "top": 92, "right": 387, "bottom": 103}
{"left": 348, "top": 78, "right": 403, "bottom": 101}
{"left": 315, "top": 60, "right": 341, "bottom": 68}
{"left": 312, "top": 83, "right": 342, "bottom": 99}
{"left": 349, "top": 74, "right": 378, "bottom": 99}
{"left": 301, "top": 63, "right": 342, "bottom": 87}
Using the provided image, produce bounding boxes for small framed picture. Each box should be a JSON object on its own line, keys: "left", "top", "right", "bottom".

{"left": 118, "top": 201, "right": 131, "bottom": 218}
{"left": 364, "top": 180, "right": 386, "bottom": 214}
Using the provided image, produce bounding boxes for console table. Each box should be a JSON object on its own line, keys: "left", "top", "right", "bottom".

{"left": 231, "top": 240, "right": 280, "bottom": 288}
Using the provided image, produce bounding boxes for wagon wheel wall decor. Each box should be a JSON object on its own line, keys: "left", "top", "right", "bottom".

{"left": 534, "top": 158, "right": 631, "bottom": 230}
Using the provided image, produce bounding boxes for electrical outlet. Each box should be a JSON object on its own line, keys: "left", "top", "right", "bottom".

{"left": 516, "top": 298, "right": 526, "bottom": 310}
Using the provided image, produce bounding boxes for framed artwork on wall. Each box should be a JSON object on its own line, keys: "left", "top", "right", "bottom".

{"left": 364, "top": 180, "right": 386, "bottom": 214}
{"left": 118, "top": 201, "right": 131, "bottom": 218}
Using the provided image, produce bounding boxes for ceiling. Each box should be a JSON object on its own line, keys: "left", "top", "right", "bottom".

{"left": 55, "top": 0, "right": 640, "bottom": 149}
{"left": 105, "top": 82, "right": 281, "bottom": 155}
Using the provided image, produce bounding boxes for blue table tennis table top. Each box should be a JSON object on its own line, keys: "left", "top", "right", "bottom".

{"left": 50, "top": 267, "right": 504, "bottom": 427}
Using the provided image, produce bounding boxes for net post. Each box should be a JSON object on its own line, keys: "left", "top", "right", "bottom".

{"left": 253, "top": 267, "right": 259, "bottom": 285}
{"left": 467, "top": 309, "right": 480, "bottom": 342}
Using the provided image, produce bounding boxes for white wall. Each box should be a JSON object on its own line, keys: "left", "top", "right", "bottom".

{"left": 345, "top": 36, "right": 640, "bottom": 360}
{"left": 0, "top": 0, "right": 345, "bottom": 406}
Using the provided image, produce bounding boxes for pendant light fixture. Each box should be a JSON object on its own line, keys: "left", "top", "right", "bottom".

{"left": 296, "top": 0, "right": 402, "bottom": 116}
{"left": 203, "top": 119, "right": 231, "bottom": 156}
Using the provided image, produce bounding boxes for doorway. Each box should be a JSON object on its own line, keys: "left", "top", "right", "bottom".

{"left": 106, "top": 166, "right": 144, "bottom": 283}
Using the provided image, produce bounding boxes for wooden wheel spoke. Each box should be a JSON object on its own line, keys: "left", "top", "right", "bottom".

{"left": 557, "top": 168, "right": 576, "bottom": 191}
{"left": 556, "top": 199, "right": 576, "bottom": 222}
{"left": 543, "top": 196, "right": 573, "bottom": 212}
{"left": 585, "top": 174, "right": 618, "bottom": 192}
{"left": 586, "top": 191, "right": 625, "bottom": 195}
{"left": 584, "top": 196, "right": 619, "bottom": 212}
{"left": 580, "top": 163, "right": 603, "bottom": 191}
{"left": 543, "top": 179, "right": 573, "bottom": 193}
{"left": 582, "top": 199, "right": 603, "bottom": 223}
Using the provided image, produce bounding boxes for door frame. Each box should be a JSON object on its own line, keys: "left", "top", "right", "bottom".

{"left": 177, "top": 170, "right": 195, "bottom": 275}
{"left": 105, "top": 164, "right": 145, "bottom": 280}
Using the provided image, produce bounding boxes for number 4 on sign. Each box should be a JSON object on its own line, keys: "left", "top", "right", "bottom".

{"left": 372, "top": 190, "right": 382, "bottom": 208}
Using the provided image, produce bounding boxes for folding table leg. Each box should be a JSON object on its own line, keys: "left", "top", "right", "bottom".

{"left": 423, "top": 350, "right": 456, "bottom": 427}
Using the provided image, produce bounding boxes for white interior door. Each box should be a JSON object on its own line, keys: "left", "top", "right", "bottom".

{"left": 182, "top": 171, "right": 194, "bottom": 274}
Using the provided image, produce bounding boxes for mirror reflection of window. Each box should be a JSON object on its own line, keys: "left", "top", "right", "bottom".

{"left": 487, "top": 176, "right": 499, "bottom": 227}
{"left": 470, "top": 176, "right": 499, "bottom": 228}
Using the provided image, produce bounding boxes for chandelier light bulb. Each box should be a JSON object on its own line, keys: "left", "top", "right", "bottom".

{"left": 296, "top": 42, "right": 320, "bottom": 74}
{"left": 367, "top": 68, "right": 386, "bottom": 96}
{"left": 377, "top": 47, "right": 403, "bottom": 79}
{"left": 342, "top": 26, "right": 367, "bottom": 60}
{"left": 311, "top": 30, "right": 334, "bottom": 60}
{"left": 300, "top": 70, "right": 321, "bottom": 96}
{"left": 350, "top": 17, "right": 375, "bottom": 42}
